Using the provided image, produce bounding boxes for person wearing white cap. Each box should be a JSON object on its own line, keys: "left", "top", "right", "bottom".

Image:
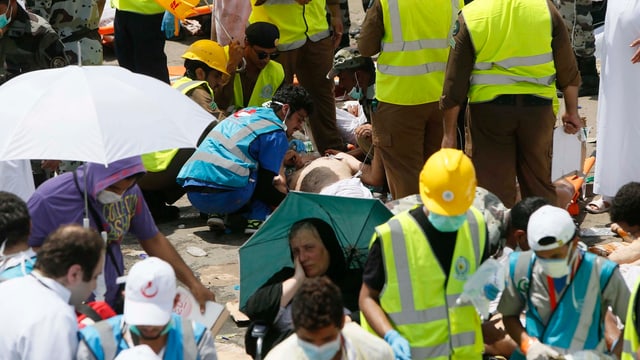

{"left": 499, "top": 205, "right": 629, "bottom": 360}
{"left": 77, "top": 257, "right": 217, "bottom": 360}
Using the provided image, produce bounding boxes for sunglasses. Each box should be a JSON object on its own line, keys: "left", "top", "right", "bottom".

{"left": 254, "top": 47, "right": 280, "bottom": 60}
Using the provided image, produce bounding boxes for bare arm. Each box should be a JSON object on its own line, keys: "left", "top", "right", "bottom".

{"left": 560, "top": 85, "right": 581, "bottom": 135}
{"left": 141, "top": 232, "right": 215, "bottom": 311}
{"left": 359, "top": 283, "right": 394, "bottom": 337}
{"left": 503, "top": 315, "right": 529, "bottom": 348}
{"left": 442, "top": 105, "right": 460, "bottom": 149}
{"left": 608, "top": 241, "right": 640, "bottom": 264}
{"left": 280, "top": 256, "right": 306, "bottom": 307}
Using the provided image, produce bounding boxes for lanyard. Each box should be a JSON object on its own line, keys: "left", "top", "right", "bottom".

{"left": 545, "top": 253, "right": 582, "bottom": 310}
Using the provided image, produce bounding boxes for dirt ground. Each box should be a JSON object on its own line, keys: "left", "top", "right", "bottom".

{"left": 101, "top": 1, "right": 614, "bottom": 358}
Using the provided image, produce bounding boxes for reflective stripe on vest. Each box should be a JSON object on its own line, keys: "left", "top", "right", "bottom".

{"left": 233, "top": 60, "right": 284, "bottom": 108}
{"left": 111, "top": 0, "right": 164, "bottom": 14}
{"left": 379, "top": 209, "right": 485, "bottom": 358}
{"left": 376, "top": 0, "right": 460, "bottom": 104}
{"left": 95, "top": 321, "right": 117, "bottom": 360}
{"left": 463, "top": 0, "right": 557, "bottom": 103}
{"left": 249, "top": 0, "right": 330, "bottom": 51}
{"left": 511, "top": 251, "right": 617, "bottom": 351}
{"left": 173, "top": 78, "right": 211, "bottom": 95}
{"left": 622, "top": 282, "right": 640, "bottom": 359}
{"left": 94, "top": 317, "right": 199, "bottom": 359}
{"left": 177, "top": 107, "right": 285, "bottom": 188}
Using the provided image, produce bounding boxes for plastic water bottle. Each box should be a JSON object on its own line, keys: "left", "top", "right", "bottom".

{"left": 456, "top": 258, "right": 506, "bottom": 320}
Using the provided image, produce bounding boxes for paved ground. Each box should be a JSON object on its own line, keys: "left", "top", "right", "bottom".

{"left": 102, "top": 2, "right": 615, "bottom": 358}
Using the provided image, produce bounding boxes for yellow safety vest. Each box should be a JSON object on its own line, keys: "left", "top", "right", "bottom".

{"left": 623, "top": 281, "right": 640, "bottom": 359}
{"left": 363, "top": 208, "right": 486, "bottom": 359}
{"left": 233, "top": 60, "right": 284, "bottom": 109}
{"left": 111, "top": 0, "right": 164, "bottom": 15}
{"left": 462, "top": 0, "right": 557, "bottom": 103}
{"left": 141, "top": 77, "right": 214, "bottom": 172}
{"left": 249, "top": 0, "right": 330, "bottom": 51}
{"left": 376, "top": 0, "right": 462, "bottom": 105}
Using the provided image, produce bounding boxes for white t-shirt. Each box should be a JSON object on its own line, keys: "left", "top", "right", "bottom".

{"left": 265, "top": 322, "right": 394, "bottom": 360}
{"left": 0, "top": 271, "right": 78, "bottom": 360}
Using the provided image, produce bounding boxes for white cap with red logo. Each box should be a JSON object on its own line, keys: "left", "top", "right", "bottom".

{"left": 123, "top": 257, "right": 176, "bottom": 326}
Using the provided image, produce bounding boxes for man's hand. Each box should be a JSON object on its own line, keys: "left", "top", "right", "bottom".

{"left": 329, "top": 4, "right": 343, "bottom": 49}
{"left": 631, "top": 38, "right": 640, "bottom": 64}
{"left": 384, "top": 329, "right": 412, "bottom": 360}
{"left": 355, "top": 123, "right": 372, "bottom": 139}
{"left": 525, "top": 339, "right": 561, "bottom": 360}
{"left": 226, "top": 39, "right": 244, "bottom": 75}
{"left": 561, "top": 112, "right": 581, "bottom": 134}
{"left": 190, "top": 282, "right": 216, "bottom": 314}
{"left": 272, "top": 174, "right": 288, "bottom": 193}
{"left": 41, "top": 160, "right": 61, "bottom": 172}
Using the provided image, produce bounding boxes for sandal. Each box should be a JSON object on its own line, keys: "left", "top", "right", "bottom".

{"left": 586, "top": 197, "right": 611, "bottom": 214}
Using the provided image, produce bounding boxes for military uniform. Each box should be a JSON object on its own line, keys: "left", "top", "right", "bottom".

{"left": 0, "top": 5, "right": 68, "bottom": 85}
{"left": 553, "top": 0, "right": 599, "bottom": 95}
{"left": 27, "top": 0, "right": 103, "bottom": 65}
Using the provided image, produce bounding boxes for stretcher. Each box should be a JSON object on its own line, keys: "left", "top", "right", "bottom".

{"left": 565, "top": 151, "right": 596, "bottom": 216}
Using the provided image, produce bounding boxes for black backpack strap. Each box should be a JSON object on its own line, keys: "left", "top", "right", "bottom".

{"left": 76, "top": 303, "right": 104, "bottom": 322}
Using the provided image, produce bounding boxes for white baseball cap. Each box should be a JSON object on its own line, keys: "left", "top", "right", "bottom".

{"left": 123, "top": 257, "right": 176, "bottom": 326}
{"left": 527, "top": 205, "right": 577, "bottom": 251}
{"left": 114, "top": 345, "right": 161, "bottom": 360}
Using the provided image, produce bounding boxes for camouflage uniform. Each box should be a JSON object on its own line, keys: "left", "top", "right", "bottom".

{"left": 27, "top": 0, "right": 103, "bottom": 65}
{"left": 553, "top": 0, "right": 599, "bottom": 96}
{"left": 0, "top": 5, "right": 68, "bottom": 84}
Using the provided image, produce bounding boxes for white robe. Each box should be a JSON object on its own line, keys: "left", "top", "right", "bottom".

{"left": 593, "top": 0, "right": 640, "bottom": 197}
{"left": 0, "top": 161, "right": 35, "bottom": 202}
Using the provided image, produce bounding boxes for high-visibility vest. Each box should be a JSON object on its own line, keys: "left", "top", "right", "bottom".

{"left": 508, "top": 251, "right": 618, "bottom": 358}
{"left": 79, "top": 314, "right": 205, "bottom": 360}
{"left": 623, "top": 281, "right": 640, "bottom": 359}
{"left": 249, "top": 0, "right": 331, "bottom": 51}
{"left": 363, "top": 208, "right": 486, "bottom": 359}
{"left": 233, "top": 60, "right": 284, "bottom": 109}
{"left": 177, "top": 107, "right": 285, "bottom": 188}
{"left": 375, "top": 0, "right": 462, "bottom": 105}
{"left": 462, "top": 0, "right": 557, "bottom": 103}
{"left": 141, "top": 77, "right": 214, "bottom": 172}
{"left": 111, "top": 0, "right": 164, "bottom": 15}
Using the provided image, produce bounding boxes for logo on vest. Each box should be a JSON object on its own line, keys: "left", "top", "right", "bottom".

{"left": 260, "top": 84, "right": 274, "bottom": 100}
{"left": 454, "top": 256, "right": 470, "bottom": 281}
{"left": 516, "top": 277, "right": 529, "bottom": 294}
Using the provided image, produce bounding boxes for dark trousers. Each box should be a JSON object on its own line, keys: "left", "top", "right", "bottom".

{"left": 468, "top": 98, "right": 557, "bottom": 208}
{"left": 114, "top": 10, "right": 170, "bottom": 84}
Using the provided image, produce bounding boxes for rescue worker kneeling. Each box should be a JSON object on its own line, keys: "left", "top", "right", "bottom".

{"left": 500, "top": 205, "right": 629, "bottom": 360}
{"left": 76, "top": 257, "right": 217, "bottom": 359}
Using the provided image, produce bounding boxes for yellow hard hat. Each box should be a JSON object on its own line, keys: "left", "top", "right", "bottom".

{"left": 419, "top": 149, "right": 477, "bottom": 216}
{"left": 182, "top": 40, "right": 229, "bottom": 76}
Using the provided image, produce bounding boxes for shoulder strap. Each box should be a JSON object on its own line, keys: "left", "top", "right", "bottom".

{"left": 77, "top": 303, "right": 104, "bottom": 322}
{"left": 181, "top": 319, "right": 199, "bottom": 360}
{"left": 95, "top": 320, "right": 118, "bottom": 360}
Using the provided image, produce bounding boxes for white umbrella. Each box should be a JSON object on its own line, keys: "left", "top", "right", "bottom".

{"left": 0, "top": 65, "right": 212, "bottom": 164}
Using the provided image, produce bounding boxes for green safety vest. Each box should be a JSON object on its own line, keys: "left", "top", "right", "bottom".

{"left": 376, "top": 0, "right": 462, "bottom": 105}
{"left": 623, "top": 281, "right": 640, "bottom": 359}
{"left": 111, "top": 0, "right": 164, "bottom": 14}
{"left": 249, "top": 0, "right": 331, "bottom": 51}
{"left": 462, "top": 0, "right": 557, "bottom": 103}
{"left": 233, "top": 60, "right": 284, "bottom": 109}
{"left": 141, "top": 77, "right": 214, "bottom": 172}
{"left": 362, "top": 208, "right": 486, "bottom": 359}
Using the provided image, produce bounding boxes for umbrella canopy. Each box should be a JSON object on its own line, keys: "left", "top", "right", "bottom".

{"left": 0, "top": 65, "right": 213, "bottom": 164}
{"left": 238, "top": 192, "right": 393, "bottom": 309}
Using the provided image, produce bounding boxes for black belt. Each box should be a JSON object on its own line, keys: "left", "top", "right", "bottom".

{"left": 488, "top": 94, "right": 552, "bottom": 106}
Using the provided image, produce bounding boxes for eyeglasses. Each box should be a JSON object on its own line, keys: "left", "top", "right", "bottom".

{"left": 253, "top": 47, "right": 280, "bottom": 60}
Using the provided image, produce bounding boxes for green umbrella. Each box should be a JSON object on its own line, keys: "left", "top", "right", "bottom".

{"left": 238, "top": 192, "right": 393, "bottom": 309}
